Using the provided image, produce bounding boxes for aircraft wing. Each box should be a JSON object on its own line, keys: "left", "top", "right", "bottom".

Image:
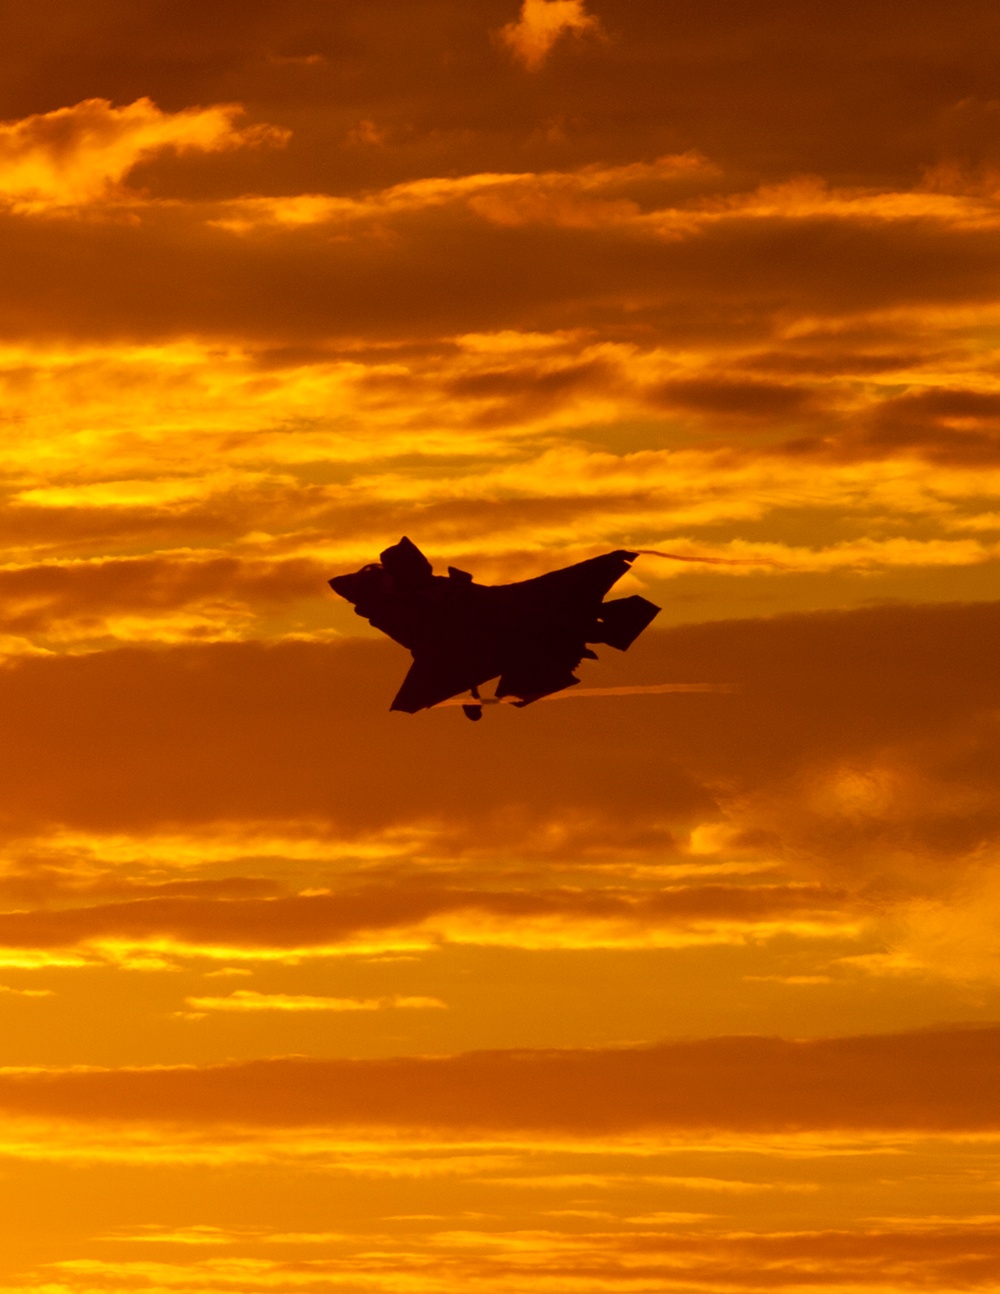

{"left": 390, "top": 653, "right": 499, "bottom": 713}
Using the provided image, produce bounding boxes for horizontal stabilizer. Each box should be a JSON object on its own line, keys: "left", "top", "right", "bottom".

{"left": 590, "top": 595, "right": 660, "bottom": 651}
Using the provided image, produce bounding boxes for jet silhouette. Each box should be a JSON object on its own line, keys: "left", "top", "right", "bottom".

{"left": 329, "top": 538, "right": 660, "bottom": 719}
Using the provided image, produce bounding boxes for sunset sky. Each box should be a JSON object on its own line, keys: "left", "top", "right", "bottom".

{"left": 4, "top": 1, "right": 1000, "bottom": 1290}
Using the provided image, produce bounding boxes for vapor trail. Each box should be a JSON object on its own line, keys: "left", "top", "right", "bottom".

{"left": 635, "top": 549, "right": 788, "bottom": 568}
{"left": 437, "top": 683, "right": 735, "bottom": 707}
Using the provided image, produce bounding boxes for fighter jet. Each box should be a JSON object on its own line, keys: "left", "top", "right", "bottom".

{"left": 329, "top": 537, "right": 660, "bottom": 720}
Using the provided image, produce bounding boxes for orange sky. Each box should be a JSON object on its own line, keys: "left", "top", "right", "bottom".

{"left": 2, "top": 2, "right": 1000, "bottom": 1290}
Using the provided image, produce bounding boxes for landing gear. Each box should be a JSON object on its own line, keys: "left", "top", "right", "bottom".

{"left": 462, "top": 684, "right": 483, "bottom": 721}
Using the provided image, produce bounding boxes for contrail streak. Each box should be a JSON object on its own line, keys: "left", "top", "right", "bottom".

{"left": 437, "top": 683, "right": 735, "bottom": 707}
{"left": 634, "top": 549, "right": 788, "bottom": 568}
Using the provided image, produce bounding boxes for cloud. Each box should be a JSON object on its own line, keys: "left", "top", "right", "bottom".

{"left": 0, "top": 598, "right": 997, "bottom": 877}
{"left": 499, "top": 1, "right": 601, "bottom": 72}
{"left": 844, "top": 867, "right": 1000, "bottom": 985}
{"left": 0, "top": 881, "right": 851, "bottom": 962}
{"left": 30, "top": 1222, "right": 1000, "bottom": 1293}
{"left": 7, "top": 597, "right": 1000, "bottom": 975}
{"left": 2, "top": 7, "right": 1000, "bottom": 1286}
{"left": 849, "top": 386, "right": 1000, "bottom": 464}
{"left": 4, "top": 334, "right": 1000, "bottom": 627}
{"left": 8, "top": 151, "right": 1000, "bottom": 348}
{"left": 0, "top": 1024, "right": 997, "bottom": 1133}
{"left": 648, "top": 377, "right": 816, "bottom": 419}
{"left": 0, "top": 636, "right": 716, "bottom": 836}
{"left": 182, "top": 991, "right": 446, "bottom": 1012}
{"left": 2, "top": 0, "right": 997, "bottom": 198}
{"left": 0, "top": 98, "right": 286, "bottom": 210}
{"left": 0, "top": 552, "right": 326, "bottom": 648}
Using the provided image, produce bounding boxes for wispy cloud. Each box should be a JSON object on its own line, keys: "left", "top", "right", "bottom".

{"left": 0, "top": 98, "right": 287, "bottom": 211}
{"left": 0, "top": 1025, "right": 996, "bottom": 1134}
{"left": 499, "top": 0, "right": 601, "bottom": 71}
{"left": 182, "top": 991, "right": 446, "bottom": 1013}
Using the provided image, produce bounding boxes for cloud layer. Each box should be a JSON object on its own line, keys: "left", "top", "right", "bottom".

{"left": 0, "top": 1024, "right": 995, "bottom": 1133}
{"left": 3, "top": 5, "right": 1000, "bottom": 1291}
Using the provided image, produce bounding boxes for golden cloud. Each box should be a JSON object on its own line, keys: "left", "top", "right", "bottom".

{"left": 0, "top": 881, "right": 853, "bottom": 963}
{"left": 0, "top": 599, "right": 995, "bottom": 885}
{"left": 183, "top": 991, "right": 446, "bottom": 1013}
{"left": 0, "top": 98, "right": 287, "bottom": 211}
{"left": 28, "top": 1222, "right": 1000, "bottom": 1294}
{"left": 498, "top": 0, "right": 601, "bottom": 72}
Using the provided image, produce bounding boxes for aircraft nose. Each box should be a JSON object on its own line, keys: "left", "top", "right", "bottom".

{"left": 329, "top": 572, "right": 363, "bottom": 601}
{"left": 329, "top": 568, "right": 393, "bottom": 604}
